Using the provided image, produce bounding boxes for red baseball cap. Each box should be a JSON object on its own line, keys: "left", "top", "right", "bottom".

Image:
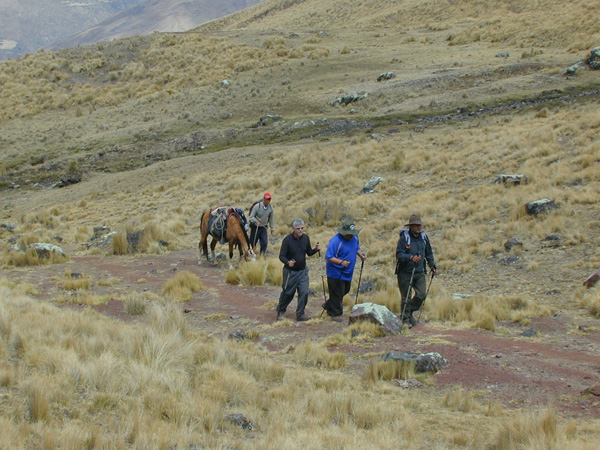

{"left": 264, "top": 193, "right": 272, "bottom": 199}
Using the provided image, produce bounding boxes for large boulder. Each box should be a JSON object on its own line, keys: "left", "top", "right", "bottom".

{"left": 382, "top": 351, "right": 449, "bottom": 373}
{"left": 360, "top": 176, "right": 385, "bottom": 194}
{"left": 586, "top": 47, "right": 600, "bottom": 70}
{"left": 583, "top": 269, "right": 600, "bottom": 288}
{"left": 525, "top": 198, "right": 559, "bottom": 216}
{"left": 26, "top": 243, "right": 66, "bottom": 259}
{"left": 330, "top": 92, "right": 368, "bottom": 106}
{"left": 349, "top": 302, "right": 403, "bottom": 335}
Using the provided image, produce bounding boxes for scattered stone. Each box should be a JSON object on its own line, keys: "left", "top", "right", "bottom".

{"left": 230, "top": 314, "right": 241, "bottom": 320}
{"left": 452, "top": 293, "right": 472, "bottom": 301}
{"left": 224, "top": 413, "right": 253, "bottom": 430}
{"left": 53, "top": 235, "right": 63, "bottom": 243}
{"left": 377, "top": 72, "right": 395, "bottom": 81}
{"left": 255, "top": 114, "right": 282, "bottom": 127}
{"left": 519, "top": 328, "right": 538, "bottom": 337}
{"left": 357, "top": 279, "right": 376, "bottom": 294}
{"left": 495, "top": 174, "right": 528, "bottom": 185}
{"left": 360, "top": 176, "right": 385, "bottom": 194}
{"left": 57, "top": 172, "right": 82, "bottom": 187}
{"left": 581, "top": 385, "right": 600, "bottom": 396}
{"left": 228, "top": 329, "right": 247, "bottom": 341}
{"left": 499, "top": 255, "right": 520, "bottom": 265}
{"left": 583, "top": 269, "right": 600, "bottom": 288}
{"left": 330, "top": 92, "right": 368, "bottom": 106}
{"left": 565, "top": 63, "right": 581, "bottom": 76}
{"left": 525, "top": 198, "right": 559, "bottom": 216}
{"left": 127, "top": 229, "right": 145, "bottom": 253}
{"left": 585, "top": 47, "right": 600, "bottom": 70}
{"left": 542, "top": 234, "right": 561, "bottom": 242}
{"left": 414, "top": 125, "right": 425, "bottom": 132}
{"left": 504, "top": 237, "right": 523, "bottom": 252}
{"left": 93, "top": 226, "right": 110, "bottom": 235}
{"left": 496, "top": 52, "right": 510, "bottom": 58}
{"left": 349, "top": 302, "right": 403, "bottom": 335}
{"left": 0, "top": 222, "right": 17, "bottom": 232}
{"left": 382, "top": 351, "right": 449, "bottom": 373}
{"left": 394, "top": 378, "right": 422, "bottom": 388}
{"left": 26, "top": 243, "right": 66, "bottom": 258}
{"left": 220, "top": 80, "right": 231, "bottom": 87}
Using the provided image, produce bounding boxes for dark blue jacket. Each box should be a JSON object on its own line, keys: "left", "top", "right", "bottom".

{"left": 396, "top": 229, "right": 436, "bottom": 274}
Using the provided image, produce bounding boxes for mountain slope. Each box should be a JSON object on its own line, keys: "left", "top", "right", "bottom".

{"left": 52, "top": 0, "right": 266, "bottom": 50}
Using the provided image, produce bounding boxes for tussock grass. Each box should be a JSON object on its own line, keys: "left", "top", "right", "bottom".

{"left": 365, "top": 358, "right": 421, "bottom": 383}
{"left": 124, "top": 293, "right": 148, "bottom": 316}
{"left": 225, "top": 258, "right": 282, "bottom": 286}
{"left": 0, "top": 284, "right": 598, "bottom": 448}
{"left": 161, "top": 271, "right": 204, "bottom": 302}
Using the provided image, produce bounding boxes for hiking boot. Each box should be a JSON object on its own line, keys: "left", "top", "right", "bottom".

{"left": 276, "top": 312, "right": 285, "bottom": 322}
{"left": 401, "top": 316, "right": 413, "bottom": 328}
{"left": 408, "top": 312, "right": 418, "bottom": 327}
{"left": 331, "top": 315, "right": 344, "bottom": 323}
{"left": 296, "top": 314, "right": 311, "bottom": 322}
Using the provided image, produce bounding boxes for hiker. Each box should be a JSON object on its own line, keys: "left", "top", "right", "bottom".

{"left": 249, "top": 192, "right": 274, "bottom": 256}
{"left": 396, "top": 214, "right": 437, "bottom": 327}
{"left": 276, "top": 218, "right": 321, "bottom": 322}
{"left": 323, "top": 220, "right": 367, "bottom": 322}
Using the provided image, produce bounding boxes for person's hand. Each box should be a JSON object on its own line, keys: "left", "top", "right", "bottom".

{"left": 315, "top": 242, "right": 322, "bottom": 251}
{"left": 288, "top": 259, "right": 296, "bottom": 267}
{"left": 431, "top": 266, "right": 438, "bottom": 275}
{"left": 341, "top": 259, "right": 350, "bottom": 268}
{"left": 411, "top": 255, "right": 422, "bottom": 263}
{"left": 270, "top": 228, "right": 274, "bottom": 236}
{"left": 359, "top": 253, "right": 367, "bottom": 261}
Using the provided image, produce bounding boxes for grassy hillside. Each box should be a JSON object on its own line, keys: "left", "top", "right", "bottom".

{"left": 0, "top": 0, "right": 599, "bottom": 448}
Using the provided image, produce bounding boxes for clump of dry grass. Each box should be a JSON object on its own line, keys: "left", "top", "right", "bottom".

{"left": 492, "top": 407, "right": 560, "bottom": 450}
{"left": 226, "top": 258, "right": 282, "bottom": 286}
{"left": 161, "top": 271, "right": 204, "bottom": 302}
{"left": 4, "top": 246, "right": 69, "bottom": 267}
{"left": 124, "top": 293, "right": 148, "bottom": 316}
{"left": 293, "top": 339, "right": 346, "bottom": 369}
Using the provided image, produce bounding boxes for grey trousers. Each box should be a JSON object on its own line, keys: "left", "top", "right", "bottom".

{"left": 397, "top": 270, "right": 427, "bottom": 316}
{"left": 276, "top": 267, "right": 309, "bottom": 319}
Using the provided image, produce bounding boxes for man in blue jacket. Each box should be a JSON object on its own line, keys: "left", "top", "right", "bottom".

{"left": 396, "top": 214, "right": 437, "bottom": 327}
{"left": 323, "top": 220, "right": 367, "bottom": 322}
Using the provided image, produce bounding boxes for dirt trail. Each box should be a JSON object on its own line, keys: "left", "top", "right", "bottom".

{"left": 2, "top": 248, "right": 599, "bottom": 418}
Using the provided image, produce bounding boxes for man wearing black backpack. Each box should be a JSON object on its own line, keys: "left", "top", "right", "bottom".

{"left": 249, "top": 193, "right": 274, "bottom": 256}
{"left": 396, "top": 214, "right": 437, "bottom": 327}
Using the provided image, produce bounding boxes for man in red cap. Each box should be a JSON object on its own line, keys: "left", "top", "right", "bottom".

{"left": 249, "top": 192, "right": 274, "bottom": 256}
{"left": 396, "top": 214, "right": 437, "bottom": 327}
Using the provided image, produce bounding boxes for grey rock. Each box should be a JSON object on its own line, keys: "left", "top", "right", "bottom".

{"left": 382, "top": 351, "right": 449, "bottom": 373}
{"left": 228, "top": 329, "right": 247, "bottom": 341}
{"left": 349, "top": 302, "right": 403, "bottom": 335}
{"left": 519, "top": 328, "right": 537, "bottom": 337}
{"left": 0, "top": 222, "right": 17, "bottom": 232}
{"left": 377, "top": 72, "right": 395, "bottom": 81}
{"left": 504, "top": 237, "right": 523, "bottom": 252}
{"left": 360, "top": 176, "right": 385, "bottom": 194}
{"left": 224, "top": 413, "right": 253, "bottom": 430}
{"left": 26, "top": 243, "right": 66, "bottom": 258}
{"left": 330, "top": 92, "right": 368, "bottom": 106}
{"left": 495, "top": 174, "right": 528, "bottom": 185}
{"left": 586, "top": 47, "right": 600, "bottom": 69}
{"left": 496, "top": 52, "right": 510, "bottom": 58}
{"left": 584, "top": 269, "right": 600, "bottom": 288}
{"left": 525, "top": 198, "right": 559, "bottom": 216}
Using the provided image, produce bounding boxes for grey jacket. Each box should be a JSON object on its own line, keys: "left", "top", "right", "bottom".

{"left": 249, "top": 201, "right": 274, "bottom": 229}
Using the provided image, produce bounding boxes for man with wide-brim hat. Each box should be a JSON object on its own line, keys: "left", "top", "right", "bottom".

{"left": 322, "top": 220, "right": 367, "bottom": 322}
{"left": 396, "top": 214, "right": 437, "bottom": 327}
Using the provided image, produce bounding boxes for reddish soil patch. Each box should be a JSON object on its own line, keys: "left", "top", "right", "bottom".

{"left": 3, "top": 248, "right": 599, "bottom": 418}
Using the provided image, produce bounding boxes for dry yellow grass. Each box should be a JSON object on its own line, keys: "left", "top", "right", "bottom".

{"left": 161, "top": 271, "right": 204, "bottom": 302}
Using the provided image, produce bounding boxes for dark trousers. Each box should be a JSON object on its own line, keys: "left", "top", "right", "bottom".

{"left": 397, "top": 271, "right": 427, "bottom": 317}
{"left": 250, "top": 225, "right": 268, "bottom": 255}
{"left": 325, "top": 277, "right": 351, "bottom": 317}
{"left": 276, "top": 267, "right": 309, "bottom": 319}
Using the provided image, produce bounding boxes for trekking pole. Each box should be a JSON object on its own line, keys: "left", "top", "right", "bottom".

{"left": 354, "top": 257, "right": 365, "bottom": 306}
{"left": 417, "top": 272, "right": 435, "bottom": 321}
{"left": 318, "top": 248, "right": 328, "bottom": 318}
{"left": 401, "top": 266, "right": 416, "bottom": 321}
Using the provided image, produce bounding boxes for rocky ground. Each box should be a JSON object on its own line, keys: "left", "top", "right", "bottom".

{"left": 2, "top": 247, "right": 599, "bottom": 419}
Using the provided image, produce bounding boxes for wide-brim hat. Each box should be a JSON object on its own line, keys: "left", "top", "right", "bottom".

{"left": 405, "top": 214, "right": 423, "bottom": 226}
{"left": 338, "top": 220, "right": 359, "bottom": 235}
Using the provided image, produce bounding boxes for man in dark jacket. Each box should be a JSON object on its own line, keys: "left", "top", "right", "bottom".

{"left": 396, "top": 214, "right": 437, "bottom": 327}
{"left": 276, "top": 218, "right": 321, "bottom": 322}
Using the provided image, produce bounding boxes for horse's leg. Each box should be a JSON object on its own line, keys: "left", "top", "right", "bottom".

{"left": 210, "top": 238, "right": 218, "bottom": 265}
{"left": 228, "top": 241, "right": 235, "bottom": 269}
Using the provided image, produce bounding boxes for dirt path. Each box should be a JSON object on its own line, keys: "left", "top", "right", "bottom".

{"left": 2, "top": 248, "right": 599, "bottom": 418}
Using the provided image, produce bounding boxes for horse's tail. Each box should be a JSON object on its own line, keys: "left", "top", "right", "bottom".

{"left": 199, "top": 210, "right": 209, "bottom": 258}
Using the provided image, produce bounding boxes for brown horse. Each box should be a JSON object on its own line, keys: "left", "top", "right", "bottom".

{"left": 199, "top": 207, "right": 256, "bottom": 268}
